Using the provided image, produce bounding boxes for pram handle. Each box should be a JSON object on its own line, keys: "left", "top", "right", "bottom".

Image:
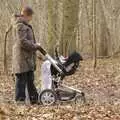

{"left": 38, "top": 46, "right": 47, "bottom": 56}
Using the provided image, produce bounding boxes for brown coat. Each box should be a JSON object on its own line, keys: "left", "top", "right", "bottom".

{"left": 12, "top": 17, "right": 37, "bottom": 73}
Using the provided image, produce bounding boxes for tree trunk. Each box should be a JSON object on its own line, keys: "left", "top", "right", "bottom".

{"left": 92, "top": 0, "right": 97, "bottom": 69}
{"left": 47, "top": 0, "right": 59, "bottom": 56}
{"left": 60, "top": 0, "right": 80, "bottom": 56}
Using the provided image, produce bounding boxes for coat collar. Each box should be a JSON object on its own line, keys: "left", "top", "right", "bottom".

{"left": 16, "top": 16, "right": 32, "bottom": 29}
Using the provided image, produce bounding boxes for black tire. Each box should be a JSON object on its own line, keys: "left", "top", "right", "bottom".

{"left": 39, "top": 89, "right": 57, "bottom": 106}
{"left": 75, "top": 92, "right": 86, "bottom": 105}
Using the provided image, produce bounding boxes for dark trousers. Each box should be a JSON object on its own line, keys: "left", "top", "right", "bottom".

{"left": 15, "top": 71, "right": 38, "bottom": 104}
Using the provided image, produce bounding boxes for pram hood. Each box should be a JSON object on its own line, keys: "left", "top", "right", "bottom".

{"left": 51, "top": 52, "right": 83, "bottom": 76}
{"left": 64, "top": 52, "right": 83, "bottom": 66}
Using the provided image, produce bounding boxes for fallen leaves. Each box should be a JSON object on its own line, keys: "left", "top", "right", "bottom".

{"left": 0, "top": 58, "right": 120, "bottom": 119}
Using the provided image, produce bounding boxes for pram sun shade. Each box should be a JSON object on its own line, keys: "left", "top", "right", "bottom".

{"left": 51, "top": 52, "right": 83, "bottom": 77}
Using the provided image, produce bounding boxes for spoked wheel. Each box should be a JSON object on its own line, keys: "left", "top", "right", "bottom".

{"left": 75, "top": 92, "right": 86, "bottom": 105}
{"left": 39, "top": 89, "right": 56, "bottom": 106}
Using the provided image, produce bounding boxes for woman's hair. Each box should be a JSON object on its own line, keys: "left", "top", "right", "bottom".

{"left": 21, "top": 6, "right": 34, "bottom": 16}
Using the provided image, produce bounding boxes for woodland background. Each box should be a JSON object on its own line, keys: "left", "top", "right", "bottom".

{"left": 1, "top": 0, "right": 120, "bottom": 59}
{"left": 0, "top": 0, "right": 120, "bottom": 120}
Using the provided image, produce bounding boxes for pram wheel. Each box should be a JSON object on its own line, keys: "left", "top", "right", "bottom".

{"left": 75, "top": 92, "right": 86, "bottom": 105}
{"left": 39, "top": 89, "right": 57, "bottom": 106}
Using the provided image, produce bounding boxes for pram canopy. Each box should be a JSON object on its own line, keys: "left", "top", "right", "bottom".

{"left": 51, "top": 51, "right": 83, "bottom": 77}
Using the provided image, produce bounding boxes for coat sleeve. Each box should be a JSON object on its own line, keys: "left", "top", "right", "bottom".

{"left": 16, "top": 23, "right": 37, "bottom": 51}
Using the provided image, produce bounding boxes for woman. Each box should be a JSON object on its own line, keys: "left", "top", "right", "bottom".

{"left": 12, "top": 6, "right": 41, "bottom": 104}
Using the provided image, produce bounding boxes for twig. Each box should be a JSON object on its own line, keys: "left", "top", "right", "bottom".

{"left": 3, "top": 26, "right": 12, "bottom": 75}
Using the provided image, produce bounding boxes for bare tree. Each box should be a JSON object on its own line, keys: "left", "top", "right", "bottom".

{"left": 59, "top": 0, "right": 80, "bottom": 56}
{"left": 92, "top": 0, "right": 97, "bottom": 69}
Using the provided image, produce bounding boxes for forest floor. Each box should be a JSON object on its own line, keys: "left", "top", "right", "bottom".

{"left": 0, "top": 58, "right": 120, "bottom": 120}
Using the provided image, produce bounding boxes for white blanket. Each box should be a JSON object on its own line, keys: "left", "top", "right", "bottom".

{"left": 41, "top": 60, "right": 52, "bottom": 90}
{"left": 41, "top": 56, "right": 66, "bottom": 90}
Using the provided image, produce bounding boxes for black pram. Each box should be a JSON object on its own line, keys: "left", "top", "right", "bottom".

{"left": 38, "top": 47, "right": 85, "bottom": 106}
